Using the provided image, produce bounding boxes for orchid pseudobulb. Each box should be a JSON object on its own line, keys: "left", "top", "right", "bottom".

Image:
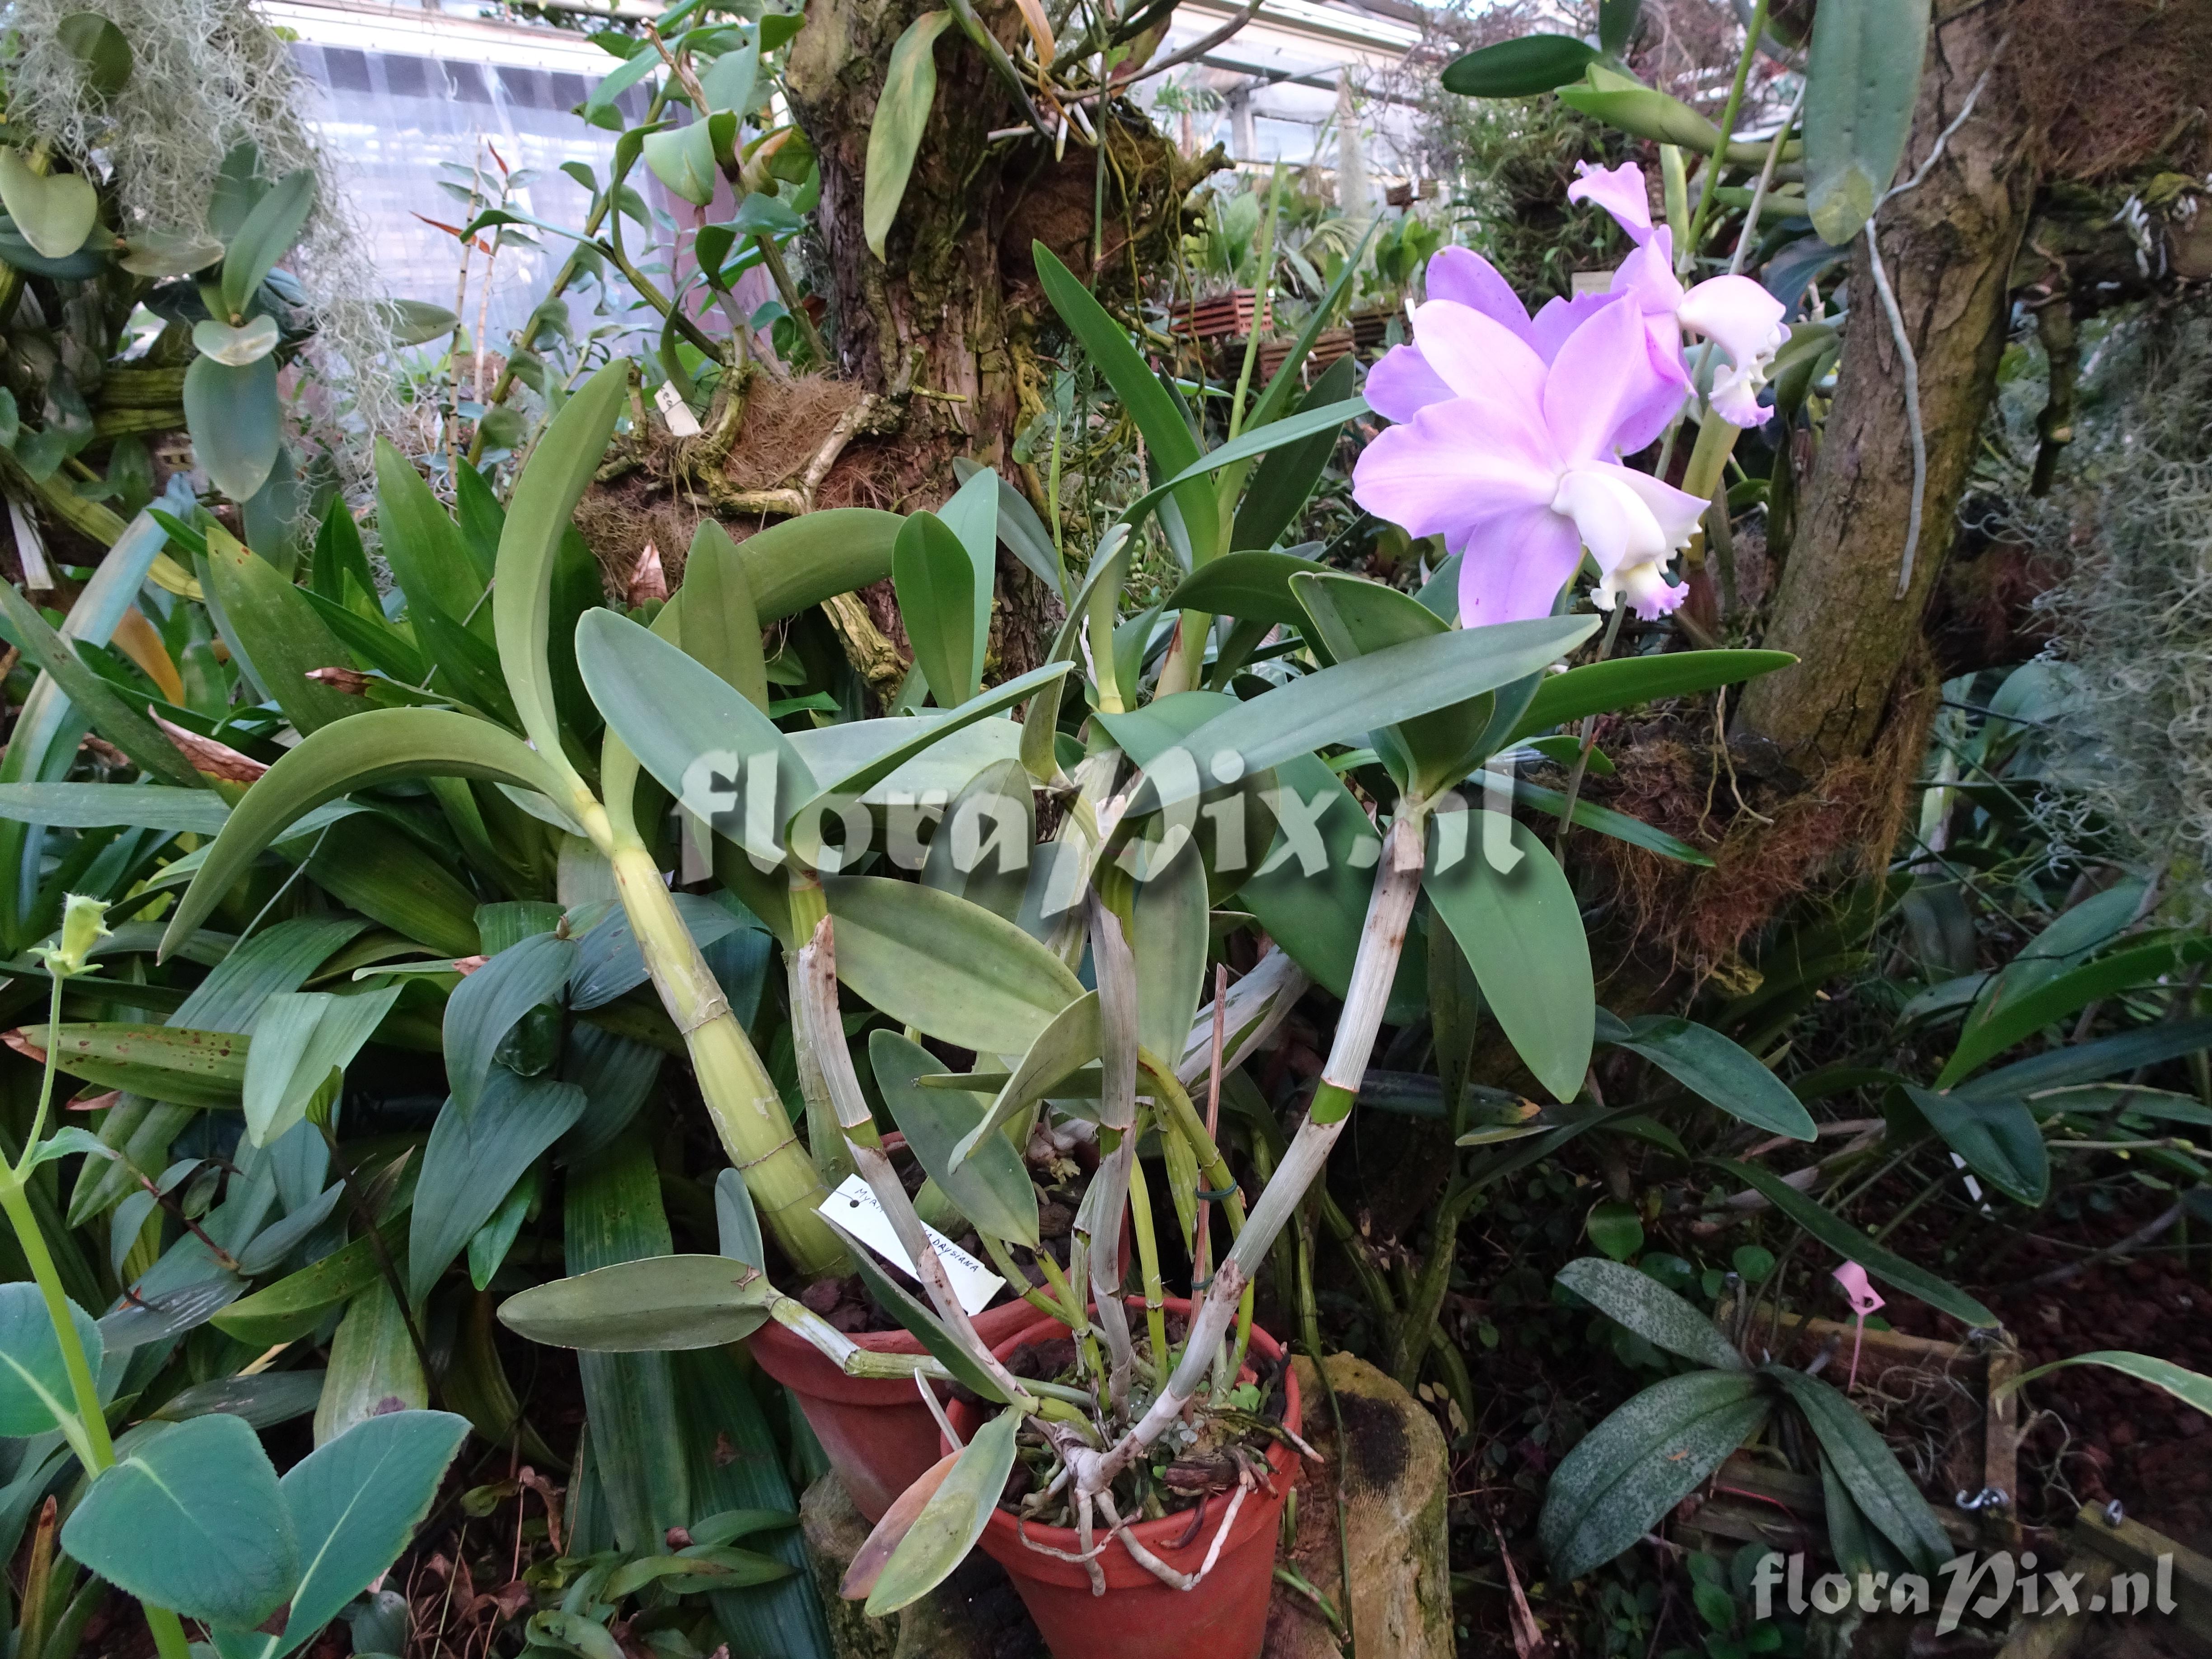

{"left": 1569, "top": 159, "right": 1791, "bottom": 429}
{"left": 1352, "top": 296, "right": 1704, "bottom": 625}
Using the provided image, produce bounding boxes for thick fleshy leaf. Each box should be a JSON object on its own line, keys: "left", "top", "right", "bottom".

{"left": 642, "top": 120, "right": 719, "bottom": 206}
{"left": 1556, "top": 1258, "right": 1745, "bottom": 1372}
{"left": 870, "top": 1032, "right": 1040, "bottom": 1247}
{"left": 1602, "top": 1016, "right": 1815, "bottom": 1143}
{"left": 495, "top": 359, "right": 629, "bottom": 779}
{"left": 1294, "top": 571, "right": 1494, "bottom": 795}
{"left": 0, "top": 1281, "right": 102, "bottom": 1436}
{"left": 1423, "top": 815, "right": 1593, "bottom": 1102}
{"left": 1711, "top": 1158, "right": 1995, "bottom": 1326}
{"left": 823, "top": 876, "right": 1084, "bottom": 1054}
{"left": 1769, "top": 1367, "right": 1949, "bottom": 1574}
{"left": 1130, "top": 615, "right": 1597, "bottom": 816}
{"left": 865, "top": 10, "right": 953, "bottom": 258}
{"left": 410, "top": 1073, "right": 589, "bottom": 1305}
{"left": 1803, "top": 0, "right": 1930, "bottom": 244}
{"left": 0, "top": 149, "right": 99, "bottom": 259}
{"left": 1538, "top": 1369, "right": 1768, "bottom": 1581}
{"left": 951, "top": 457, "right": 1062, "bottom": 594}
{"left": 782, "top": 664, "right": 1069, "bottom": 867}
{"left": 893, "top": 511, "right": 979, "bottom": 708}
{"left": 1504, "top": 650, "right": 1796, "bottom": 745}
{"left": 242, "top": 988, "right": 403, "bottom": 1147}
{"left": 672, "top": 519, "right": 769, "bottom": 710}
{"left": 715, "top": 1167, "right": 765, "bottom": 1269}
{"left": 62, "top": 1411, "right": 300, "bottom": 1629}
{"left": 576, "top": 606, "right": 811, "bottom": 867}
{"left": 443, "top": 933, "right": 576, "bottom": 1114}
{"left": 1556, "top": 79, "right": 1721, "bottom": 150}
{"left": 192, "top": 314, "right": 280, "bottom": 366}
{"left": 159, "top": 708, "right": 572, "bottom": 958}
{"left": 1158, "top": 550, "right": 1316, "bottom": 628}
{"left": 1440, "top": 33, "right": 1598, "bottom": 97}
{"left": 1901, "top": 1085, "right": 2047, "bottom": 1206}
{"left": 1130, "top": 844, "right": 1210, "bottom": 1069}
{"left": 498, "top": 1256, "right": 774, "bottom": 1351}
{"left": 18, "top": 1022, "right": 247, "bottom": 1108}
{"left": 220, "top": 169, "right": 314, "bottom": 319}
{"left": 184, "top": 352, "right": 282, "bottom": 501}
{"left": 730, "top": 509, "right": 905, "bottom": 622}
{"left": 260, "top": 1411, "right": 471, "bottom": 1659}
{"left": 920, "top": 758, "right": 1035, "bottom": 923}
{"left": 866, "top": 1406, "right": 1018, "bottom": 1614}
{"left": 950, "top": 991, "right": 1100, "bottom": 1166}
{"left": 841, "top": 1448, "right": 959, "bottom": 1601}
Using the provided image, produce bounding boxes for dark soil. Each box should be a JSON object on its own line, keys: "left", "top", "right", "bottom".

{"left": 1879, "top": 1189, "right": 2212, "bottom": 1551}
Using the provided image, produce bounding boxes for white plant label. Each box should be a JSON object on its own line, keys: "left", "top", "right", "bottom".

{"left": 818, "top": 1173, "right": 1003, "bottom": 1316}
{"left": 655, "top": 380, "right": 702, "bottom": 437}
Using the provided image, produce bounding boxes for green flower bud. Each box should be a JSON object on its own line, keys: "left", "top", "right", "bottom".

{"left": 33, "top": 894, "right": 110, "bottom": 978}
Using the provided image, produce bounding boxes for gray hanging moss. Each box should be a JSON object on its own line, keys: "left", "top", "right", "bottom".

{"left": 3, "top": 0, "right": 399, "bottom": 444}
{"left": 1982, "top": 299, "right": 2212, "bottom": 922}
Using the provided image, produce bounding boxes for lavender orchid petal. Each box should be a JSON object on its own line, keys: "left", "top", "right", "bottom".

{"left": 1352, "top": 263, "right": 1700, "bottom": 630}
{"left": 1423, "top": 246, "right": 1533, "bottom": 335}
{"left": 1523, "top": 290, "right": 1618, "bottom": 363}
{"left": 1677, "top": 274, "right": 1790, "bottom": 427}
{"left": 1608, "top": 230, "right": 1685, "bottom": 316}
{"left": 1365, "top": 342, "right": 1457, "bottom": 423}
{"left": 1350, "top": 402, "right": 1556, "bottom": 545}
{"left": 1540, "top": 299, "right": 1678, "bottom": 462}
{"left": 1567, "top": 160, "right": 1655, "bottom": 245}
{"left": 1407, "top": 300, "right": 1549, "bottom": 408}
{"left": 1455, "top": 505, "right": 1585, "bottom": 626}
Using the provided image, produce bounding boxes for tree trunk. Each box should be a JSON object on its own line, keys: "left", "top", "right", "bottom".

{"left": 783, "top": 0, "right": 1023, "bottom": 468}
{"left": 1736, "top": 4, "right": 2033, "bottom": 771}
{"left": 779, "top": 1, "right": 1206, "bottom": 675}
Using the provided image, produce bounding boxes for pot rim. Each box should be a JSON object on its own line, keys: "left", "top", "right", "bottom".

{"left": 943, "top": 1294, "right": 1302, "bottom": 1553}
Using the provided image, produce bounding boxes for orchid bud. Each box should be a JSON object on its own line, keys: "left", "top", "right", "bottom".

{"left": 34, "top": 893, "right": 110, "bottom": 978}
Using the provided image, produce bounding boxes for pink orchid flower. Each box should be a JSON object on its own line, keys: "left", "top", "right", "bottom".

{"left": 1370, "top": 247, "right": 1673, "bottom": 454}
{"left": 1351, "top": 296, "right": 1703, "bottom": 626}
{"left": 1566, "top": 159, "right": 1657, "bottom": 244}
{"left": 1832, "top": 1261, "right": 1885, "bottom": 1392}
{"left": 1570, "top": 160, "right": 1792, "bottom": 429}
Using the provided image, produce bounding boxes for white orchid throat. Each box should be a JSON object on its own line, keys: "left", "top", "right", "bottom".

{"left": 1550, "top": 462, "right": 1698, "bottom": 616}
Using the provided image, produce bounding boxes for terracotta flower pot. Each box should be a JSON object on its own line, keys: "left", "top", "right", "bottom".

{"left": 749, "top": 1291, "right": 1051, "bottom": 1523}
{"left": 750, "top": 1171, "right": 1129, "bottom": 1524}
{"left": 944, "top": 1297, "right": 1301, "bottom": 1659}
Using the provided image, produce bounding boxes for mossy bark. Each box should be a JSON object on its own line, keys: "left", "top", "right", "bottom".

{"left": 1736, "top": 6, "right": 2032, "bottom": 771}
{"left": 782, "top": 0, "right": 1022, "bottom": 460}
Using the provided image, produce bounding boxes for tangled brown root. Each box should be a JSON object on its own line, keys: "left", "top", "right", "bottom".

{"left": 2007, "top": 0, "right": 2212, "bottom": 182}
{"left": 1581, "top": 665, "right": 1937, "bottom": 985}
